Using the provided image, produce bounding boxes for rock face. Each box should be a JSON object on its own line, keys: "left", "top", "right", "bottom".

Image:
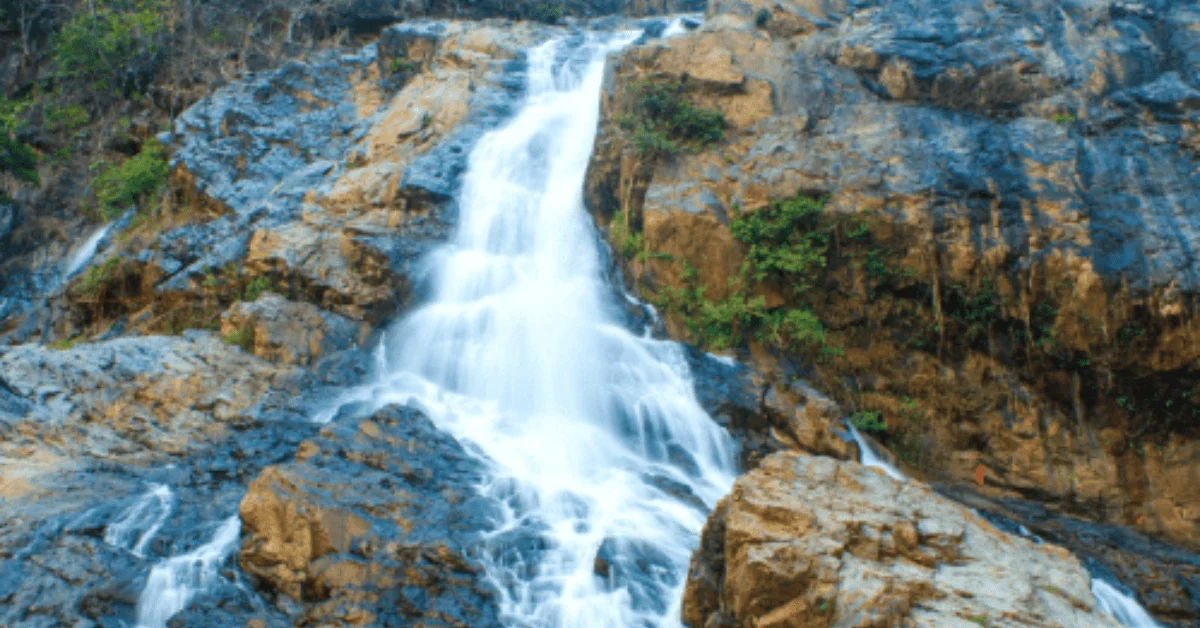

{"left": 682, "top": 453, "right": 1122, "bottom": 628}
{"left": 0, "top": 334, "right": 332, "bottom": 628}
{"left": 220, "top": 292, "right": 364, "bottom": 366}
{"left": 586, "top": 0, "right": 1200, "bottom": 558}
{"left": 237, "top": 404, "right": 501, "bottom": 627}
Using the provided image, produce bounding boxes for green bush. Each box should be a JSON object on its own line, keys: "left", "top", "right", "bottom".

{"left": 652, "top": 192, "right": 840, "bottom": 354}
{"left": 731, "top": 193, "right": 828, "bottom": 288}
{"left": 388, "top": 55, "right": 422, "bottom": 74}
{"left": 78, "top": 256, "right": 123, "bottom": 295}
{"left": 222, "top": 325, "right": 255, "bottom": 351}
{"left": 90, "top": 138, "right": 169, "bottom": 219}
{"left": 45, "top": 103, "right": 91, "bottom": 132}
{"left": 609, "top": 219, "right": 645, "bottom": 260}
{"left": 1, "top": 133, "right": 39, "bottom": 184}
{"left": 849, "top": 410, "right": 888, "bottom": 433}
{"left": 755, "top": 8, "right": 771, "bottom": 27}
{"left": 48, "top": 336, "right": 82, "bottom": 350}
{"left": 619, "top": 79, "right": 725, "bottom": 157}
{"left": 53, "top": 0, "right": 168, "bottom": 91}
{"left": 243, "top": 275, "right": 274, "bottom": 302}
{"left": 0, "top": 98, "right": 38, "bottom": 184}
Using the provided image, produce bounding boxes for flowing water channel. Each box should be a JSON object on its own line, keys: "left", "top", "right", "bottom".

{"left": 347, "top": 31, "right": 739, "bottom": 627}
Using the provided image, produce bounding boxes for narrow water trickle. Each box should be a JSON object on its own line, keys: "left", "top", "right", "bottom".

{"left": 1092, "top": 578, "right": 1163, "bottom": 628}
{"left": 64, "top": 222, "right": 113, "bottom": 278}
{"left": 847, "top": 425, "right": 904, "bottom": 481}
{"left": 346, "top": 32, "right": 738, "bottom": 627}
{"left": 105, "top": 483, "right": 174, "bottom": 557}
{"left": 135, "top": 516, "right": 241, "bottom": 628}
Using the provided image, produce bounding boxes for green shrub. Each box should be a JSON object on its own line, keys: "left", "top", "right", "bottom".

{"left": 609, "top": 219, "right": 645, "bottom": 260}
{"left": 731, "top": 193, "right": 828, "bottom": 288}
{"left": 849, "top": 410, "right": 888, "bottom": 433}
{"left": 48, "top": 336, "right": 82, "bottom": 350}
{"left": 619, "top": 79, "right": 725, "bottom": 157}
{"left": 45, "top": 104, "right": 91, "bottom": 132}
{"left": 222, "top": 325, "right": 255, "bottom": 351}
{"left": 90, "top": 138, "right": 169, "bottom": 219}
{"left": 0, "top": 133, "right": 39, "bottom": 184}
{"left": 532, "top": 2, "right": 563, "bottom": 23}
{"left": 653, "top": 192, "right": 838, "bottom": 354}
{"left": 243, "top": 275, "right": 274, "bottom": 302}
{"left": 755, "top": 8, "right": 771, "bottom": 27}
{"left": 53, "top": 0, "right": 168, "bottom": 91}
{"left": 389, "top": 55, "right": 420, "bottom": 74}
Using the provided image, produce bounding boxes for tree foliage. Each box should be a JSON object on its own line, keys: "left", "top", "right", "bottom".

{"left": 89, "top": 138, "right": 168, "bottom": 218}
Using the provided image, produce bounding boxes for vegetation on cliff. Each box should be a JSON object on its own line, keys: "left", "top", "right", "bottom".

{"left": 617, "top": 78, "right": 724, "bottom": 158}
{"left": 654, "top": 193, "right": 835, "bottom": 356}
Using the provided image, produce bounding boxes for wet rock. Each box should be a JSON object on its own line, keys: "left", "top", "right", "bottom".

{"left": 682, "top": 453, "right": 1122, "bottom": 628}
{"left": 684, "top": 346, "right": 852, "bottom": 468}
{"left": 0, "top": 332, "right": 335, "bottom": 628}
{"left": 237, "top": 403, "right": 502, "bottom": 626}
{"left": 593, "top": 537, "right": 677, "bottom": 614}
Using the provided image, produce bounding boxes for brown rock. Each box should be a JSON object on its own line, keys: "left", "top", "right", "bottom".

{"left": 682, "top": 453, "right": 1122, "bottom": 628}
{"left": 220, "top": 292, "right": 363, "bottom": 365}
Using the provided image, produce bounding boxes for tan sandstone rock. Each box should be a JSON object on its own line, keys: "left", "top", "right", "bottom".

{"left": 682, "top": 453, "right": 1122, "bottom": 628}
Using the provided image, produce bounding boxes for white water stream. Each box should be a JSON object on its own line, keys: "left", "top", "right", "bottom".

{"left": 847, "top": 424, "right": 905, "bottom": 481}
{"left": 337, "top": 32, "right": 737, "bottom": 627}
{"left": 135, "top": 516, "right": 241, "bottom": 628}
{"left": 64, "top": 222, "right": 113, "bottom": 278}
{"left": 104, "top": 483, "right": 174, "bottom": 558}
{"left": 1092, "top": 578, "right": 1163, "bottom": 628}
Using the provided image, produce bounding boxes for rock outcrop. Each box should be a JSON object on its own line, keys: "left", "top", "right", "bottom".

{"left": 683, "top": 453, "right": 1122, "bottom": 628}
{"left": 0, "top": 333, "right": 333, "bottom": 627}
{"left": 587, "top": 0, "right": 1200, "bottom": 557}
{"left": 237, "top": 404, "right": 501, "bottom": 626}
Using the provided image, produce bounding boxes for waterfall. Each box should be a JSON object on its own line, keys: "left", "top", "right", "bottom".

{"left": 135, "top": 516, "right": 241, "bottom": 628}
{"left": 847, "top": 425, "right": 905, "bottom": 481}
{"left": 1092, "top": 578, "right": 1162, "bottom": 628}
{"left": 104, "top": 483, "right": 174, "bottom": 557}
{"left": 352, "top": 32, "right": 738, "bottom": 627}
{"left": 64, "top": 222, "right": 114, "bottom": 278}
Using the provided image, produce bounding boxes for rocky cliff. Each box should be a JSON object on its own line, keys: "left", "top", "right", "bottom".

{"left": 586, "top": 0, "right": 1200, "bottom": 617}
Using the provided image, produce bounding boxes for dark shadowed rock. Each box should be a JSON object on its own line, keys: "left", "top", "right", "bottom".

{"left": 237, "top": 403, "right": 503, "bottom": 627}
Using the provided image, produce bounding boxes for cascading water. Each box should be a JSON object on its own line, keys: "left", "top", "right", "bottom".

{"left": 346, "top": 32, "right": 738, "bottom": 627}
{"left": 64, "top": 222, "right": 114, "bottom": 278}
{"left": 104, "top": 483, "right": 174, "bottom": 557}
{"left": 1092, "top": 578, "right": 1163, "bottom": 628}
{"left": 135, "top": 516, "right": 241, "bottom": 628}
{"left": 847, "top": 424, "right": 904, "bottom": 481}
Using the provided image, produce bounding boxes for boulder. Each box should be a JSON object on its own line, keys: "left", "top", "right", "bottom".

{"left": 238, "top": 404, "right": 502, "bottom": 626}
{"left": 682, "top": 453, "right": 1122, "bottom": 628}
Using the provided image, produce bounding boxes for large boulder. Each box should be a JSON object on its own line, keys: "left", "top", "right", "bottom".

{"left": 682, "top": 453, "right": 1122, "bottom": 627}
{"left": 238, "top": 403, "right": 502, "bottom": 626}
